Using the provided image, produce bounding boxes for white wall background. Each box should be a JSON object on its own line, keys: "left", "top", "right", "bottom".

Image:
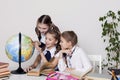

{"left": 0, "top": 0, "right": 120, "bottom": 70}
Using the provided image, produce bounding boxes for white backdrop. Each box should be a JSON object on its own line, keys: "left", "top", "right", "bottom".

{"left": 0, "top": 0, "right": 120, "bottom": 69}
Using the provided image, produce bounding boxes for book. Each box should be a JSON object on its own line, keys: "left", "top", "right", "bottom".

{"left": 27, "top": 62, "right": 55, "bottom": 76}
{"left": 27, "top": 68, "right": 40, "bottom": 76}
{"left": 40, "top": 68, "right": 55, "bottom": 76}
{"left": 67, "top": 67, "right": 93, "bottom": 79}
{"left": 0, "top": 62, "right": 9, "bottom": 69}
{"left": 27, "top": 62, "right": 92, "bottom": 77}
{"left": 27, "top": 68, "right": 55, "bottom": 76}
{"left": 0, "top": 71, "right": 10, "bottom": 78}
{"left": 0, "top": 67, "right": 9, "bottom": 73}
{"left": 0, "top": 76, "right": 9, "bottom": 80}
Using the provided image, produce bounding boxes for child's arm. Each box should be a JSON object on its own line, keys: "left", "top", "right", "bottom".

{"left": 24, "top": 54, "right": 41, "bottom": 72}
{"left": 34, "top": 41, "right": 41, "bottom": 50}
{"left": 31, "top": 54, "right": 41, "bottom": 68}
{"left": 54, "top": 50, "right": 69, "bottom": 72}
{"left": 40, "top": 52, "right": 48, "bottom": 63}
{"left": 49, "top": 57, "right": 59, "bottom": 68}
{"left": 39, "top": 50, "right": 65, "bottom": 70}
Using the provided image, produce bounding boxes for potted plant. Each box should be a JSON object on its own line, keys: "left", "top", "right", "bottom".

{"left": 99, "top": 10, "right": 120, "bottom": 74}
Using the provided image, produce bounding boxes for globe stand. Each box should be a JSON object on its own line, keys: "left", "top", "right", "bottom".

{"left": 11, "top": 32, "right": 26, "bottom": 74}
{"left": 11, "top": 67, "right": 26, "bottom": 74}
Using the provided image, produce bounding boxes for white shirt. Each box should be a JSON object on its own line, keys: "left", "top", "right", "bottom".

{"left": 39, "top": 46, "right": 56, "bottom": 63}
{"left": 56, "top": 45, "right": 92, "bottom": 73}
{"left": 43, "top": 46, "right": 56, "bottom": 58}
{"left": 40, "top": 34, "right": 45, "bottom": 44}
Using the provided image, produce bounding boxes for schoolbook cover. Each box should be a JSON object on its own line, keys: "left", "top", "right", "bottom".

{"left": 0, "top": 71, "right": 10, "bottom": 78}
{"left": 0, "top": 67, "right": 9, "bottom": 73}
{"left": 0, "top": 62, "right": 9, "bottom": 69}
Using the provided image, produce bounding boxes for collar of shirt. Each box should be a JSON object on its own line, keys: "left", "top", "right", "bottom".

{"left": 43, "top": 46, "right": 56, "bottom": 58}
{"left": 71, "top": 46, "right": 76, "bottom": 53}
{"left": 69, "top": 45, "right": 76, "bottom": 58}
{"left": 66, "top": 45, "right": 77, "bottom": 68}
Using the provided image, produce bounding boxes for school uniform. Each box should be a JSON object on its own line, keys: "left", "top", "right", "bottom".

{"left": 35, "top": 34, "right": 46, "bottom": 55}
{"left": 55, "top": 45, "right": 92, "bottom": 73}
{"left": 43, "top": 46, "right": 60, "bottom": 71}
{"left": 38, "top": 34, "right": 46, "bottom": 48}
{"left": 40, "top": 34, "right": 45, "bottom": 44}
{"left": 43, "top": 46, "right": 56, "bottom": 59}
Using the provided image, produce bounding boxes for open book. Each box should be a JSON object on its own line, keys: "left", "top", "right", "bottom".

{"left": 27, "top": 62, "right": 92, "bottom": 78}
{"left": 27, "top": 62, "right": 55, "bottom": 76}
{"left": 27, "top": 67, "right": 40, "bottom": 76}
{"left": 68, "top": 68, "right": 92, "bottom": 79}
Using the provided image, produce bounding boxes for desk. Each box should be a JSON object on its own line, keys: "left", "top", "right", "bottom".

{"left": 8, "top": 74, "right": 46, "bottom": 80}
{"left": 6, "top": 73, "right": 111, "bottom": 80}
{"left": 86, "top": 73, "right": 111, "bottom": 80}
{"left": 7, "top": 67, "right": 46, "bottom": 80}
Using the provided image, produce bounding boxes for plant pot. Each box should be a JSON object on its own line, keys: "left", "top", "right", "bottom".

{"left": 108, "top": 67, "right": 120, "bottom": 75}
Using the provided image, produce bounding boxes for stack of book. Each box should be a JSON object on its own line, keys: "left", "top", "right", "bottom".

{"left": 0, "top": 62, "right": 10, "bottom": 79}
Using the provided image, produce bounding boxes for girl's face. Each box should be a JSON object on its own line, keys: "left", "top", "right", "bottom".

{"left": 60, "top": 36, "right": 71, "bottom": 50}
{"left": 45, "top": 33, "right": 57, "bottom": 49}
{"left": 37, "top": 23, "right": 49, "bottom": 35}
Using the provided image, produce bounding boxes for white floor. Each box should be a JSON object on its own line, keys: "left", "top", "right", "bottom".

{"left": 8, "top": 74, "right": 46, "bottom": 80}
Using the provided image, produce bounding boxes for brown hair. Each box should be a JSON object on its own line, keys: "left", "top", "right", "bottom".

{"left": 31, "top": 24, "right": 61, "bottom": 68}
{"left": 46, "top": 24, "right": 61, "bottom": 54}
{"left": 35, "top": 15, "right": 52, "bottom": 41}
{"left": 61, "top": 31, "right": 78, "bottom": 46}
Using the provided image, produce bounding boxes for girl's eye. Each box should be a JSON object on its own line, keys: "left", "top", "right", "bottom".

{"left": 43, "top": 28, "right": 47, "bottom": 30}
{"left": 49, "top": 39, "right": 52, "bottom": 41}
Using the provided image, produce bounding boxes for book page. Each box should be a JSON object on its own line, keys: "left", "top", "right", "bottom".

{"left": 27, "top": 63, "right": 42, "bottom": 76}
{"left": 66, "top": 68, "right": 92, "bottom": 79}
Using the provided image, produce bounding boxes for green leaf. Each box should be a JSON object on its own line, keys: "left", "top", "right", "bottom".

{"left": 102, "top": 32, "right": 106, "bottom": 36}
{"left": 118, "top": 11, "right": 120, "bottom": 15}
{"left": 99, "top": 17, "right": 104, "bottom": 21}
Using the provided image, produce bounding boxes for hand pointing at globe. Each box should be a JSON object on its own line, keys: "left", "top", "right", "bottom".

{"left": 34, "top": 42, "right": 43, "bottom": 53}
{"left": 24, "top": 66, "right": 33, "bottom": 72}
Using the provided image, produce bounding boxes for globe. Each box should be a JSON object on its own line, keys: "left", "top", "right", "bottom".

{"left": 5, "top": 33, "right": 34, "bottom": 62}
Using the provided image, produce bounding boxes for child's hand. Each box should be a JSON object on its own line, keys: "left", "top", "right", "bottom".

{"left": 59, "top": 49, "right": 72, "bottom": 58}
{"left": 33, "top": 41, "right": 40, "bottom": 46}
{"left": 34, "top": 41, "right": 42, "bottom": 52}
{"left": 62, "top": 49, "right": 72, "bottom": 55}
{"left": 34, "top": 41, "right": 41, "bottom": 46}
{"left": 24, "top": 66, "right": 33, "bottom": 72}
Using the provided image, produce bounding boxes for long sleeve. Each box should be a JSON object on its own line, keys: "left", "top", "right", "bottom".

{"left": 56, "top": 46, "right": 92, "bottom": 74}
{"left": 54, "top": 52, "right": 67, "bottom": 72}
{"left": 70, "top": 47, "right": 92, "bottom": 73}
{"left": 58, "top": 58, "right": 67, "bottom": 72}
